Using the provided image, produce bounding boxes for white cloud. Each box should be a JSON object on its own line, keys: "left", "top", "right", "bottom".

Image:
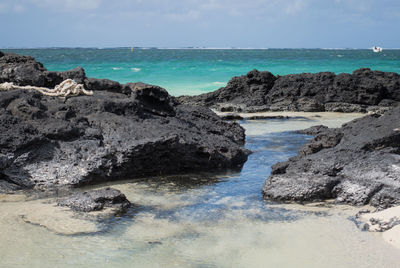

{"left": 110, "top": 0, "right": 311, "bottom": 20}
{"left": 165, "top": 10, "right": 201, "bottom": 21}
{"left": 285, "top": 0, "right": 308, "bottom": 15}
{"left": 0, "top": 3, "right": 8, "bottom": 13}
{"left": 334, "top": 0, "right": 373, "bottom": 12}
{"left": 30, "top": 0, "right": 102, "bottom": 11}
{"left": 0, "top": 2, "right": 27, "bottom": 14}
{"left": 14, "top": 4, "right": 26, "bottom": 13}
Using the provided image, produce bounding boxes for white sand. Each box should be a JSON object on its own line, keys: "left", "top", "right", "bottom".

{"left": 215, "top": 111, "right": 364, "bottom": 135}
{"left": 359, "top": 206, "right": 400, "bottom": 249}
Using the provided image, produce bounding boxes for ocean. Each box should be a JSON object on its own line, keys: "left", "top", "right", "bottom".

{"left": 3, "top": 48, "right": 400, "bottom": 96}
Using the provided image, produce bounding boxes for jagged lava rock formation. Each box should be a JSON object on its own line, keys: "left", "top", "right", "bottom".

{"left": 178, "top": 69, "right": 400, "bottom": 113}
{"left": 262, "top": 106, "right": 400, "bottom": 208}
{"left": 0, "top": 51, "right": 250, "bottom": 192}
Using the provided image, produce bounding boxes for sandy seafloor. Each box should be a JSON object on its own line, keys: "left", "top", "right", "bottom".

{"left": 1, "top": 112, "right": 400, "bottom": 268}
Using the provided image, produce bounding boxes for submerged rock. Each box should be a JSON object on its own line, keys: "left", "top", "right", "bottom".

{"left": 0, "top": 51, "right": 250, "bottom": 192}
{"left": 262, "top": 106, "right": 400, "bottom": 208}
{"left": 58, "top": 187, "right": 131, "bottom": 213}
{"left": 19, "top": 200, "right": 102, "bottom": 235}
{"left": 178, "top": 69, "right": 400, "bottom": 113}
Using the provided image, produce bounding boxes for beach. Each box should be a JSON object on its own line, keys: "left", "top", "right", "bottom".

{"left": 2, "top": 112, "right": 400, "bottom": 268}
{"left": 1, "top": 49, "right": 400, "bottom": 267}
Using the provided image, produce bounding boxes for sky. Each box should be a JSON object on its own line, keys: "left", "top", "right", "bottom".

{"left": 0, "top": 0, "right": 399, "bottom": 48}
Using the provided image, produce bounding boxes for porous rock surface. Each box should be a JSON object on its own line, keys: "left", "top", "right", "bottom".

{"left": 178, "top": 69, "right": 400, "bottom": 113}
{"left": 0, "top": 51, "right": 250, "bottom": 192}
{"left": 262, "top": 106, "right": 400, "bottom": 208}
{"left": 57, "top": 187, "right": 131, "bottom": 213}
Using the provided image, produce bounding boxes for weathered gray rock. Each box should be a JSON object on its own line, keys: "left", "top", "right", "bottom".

{"left": 0, "top": 51, "right": 250, "bottom": 192}
{"left": 296, "top": 125, "right": 329, "bottom": 135}
{"left": 57, "top": 187, "right": 131, "bottom": 213}
{"left": 263, "top": 107, "right": 400, "bottom": 208}
{"left": 178, "top": 68, "right": 400, "bottom": 113}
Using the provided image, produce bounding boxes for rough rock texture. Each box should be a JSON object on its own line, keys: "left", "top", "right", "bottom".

{"left": 262, "top": 107, "right": 400, "bottom": 208}
{"left": 296, "top": 125, "right": 330, "bottom": 136}
{"left": 0, "top": 51, "right": 250, "bottom": 192}
{"left": 57, "top": 187, "right": 131, "bottom": 213}
{"left": 178, "top": 69, "right": 400, "bottom": 113}
{"left": 178, "top": 70, "right": 276, "bottom": 112}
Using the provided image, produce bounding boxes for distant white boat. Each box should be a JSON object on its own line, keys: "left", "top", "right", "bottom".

{"left": 372, "top": 46, "right": 383, "bottom": 52}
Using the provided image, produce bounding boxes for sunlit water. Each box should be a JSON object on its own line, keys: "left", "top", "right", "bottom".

{"left": 1, "top": 115, "right": 400, "bottom": 268}
{"left": 3, "top": 48, "right": 400, "bottom": 96}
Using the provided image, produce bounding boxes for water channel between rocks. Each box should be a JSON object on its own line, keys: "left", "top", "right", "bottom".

{"left": 1, "top": 112, "right": 400, "bottom": 268}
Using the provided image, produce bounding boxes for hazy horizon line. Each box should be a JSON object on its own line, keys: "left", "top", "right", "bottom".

{"left": 2, "top": 46, "right": 399, "bottom": 50}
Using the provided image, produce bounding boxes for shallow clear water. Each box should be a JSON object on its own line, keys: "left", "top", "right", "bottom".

{"left": 3, "top": 48, "right": 400, "bottom": 95}
{"left": 1, "top": 116, "right": 400, "bottom": 268}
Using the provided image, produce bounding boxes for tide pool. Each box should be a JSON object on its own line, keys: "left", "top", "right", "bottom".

{"left": 2, "top": 115, "right": 400, "bottom": 268}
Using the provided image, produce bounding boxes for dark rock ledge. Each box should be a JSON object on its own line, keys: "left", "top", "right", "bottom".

{"left": 0, "top": 51, "right": 250, "bottom": 193}
{"left": 262, "top": 106, "right": 400, "bottom": 209}
{"left": 178, "top": 69, "right": 400, "bottom": 113}
{"left": 58, "top": 187, "right": 131, "bottom": 213}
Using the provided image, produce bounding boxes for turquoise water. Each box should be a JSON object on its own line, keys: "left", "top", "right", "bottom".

{"left": 3, "top": 48, "right": 400, "bottom": 96}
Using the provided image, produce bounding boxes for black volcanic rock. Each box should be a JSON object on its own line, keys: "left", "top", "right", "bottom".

{"left": 58, "top": 187, "right": 131, "bottom": 213}
{"left": 86, "top": 77, "right": 125, "bottom": 93}
{"left": 0, "top": 52, "right": 250, "bottom": 192}
{"left": 178, "top": 69, "right": 277, "bottom": 112}
{"left": 46, "top": 67, "right": 87, "bottom": 86}
{"left": 0, "top": 53, "right": 49, "bottom": 87}
{"left": 262, "top": 107, "right": 400, "bottom": 208}
{"left": 178, "top": 69, "right": 400, "bottom": 113}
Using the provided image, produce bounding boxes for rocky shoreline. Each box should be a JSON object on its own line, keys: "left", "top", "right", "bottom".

{"left": 262, "top": 107, "right": 400, "bottom": 209}
{"left": 179, "top": 66, "right": 400, "bottom": 245}
{"left": 259, "top": 106, "right": 400, "bottom": 247}
{"left": 0, "top": 51, "right": 250, "bottom": 194}
{"left": 177, "top": 66, "right": 400, "bottom": 209}
{"left": 178, "top": 69, "right": 400, "bottom": 114}
{"left": 2, "top": 50, "right": 400, "bottom": 247}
